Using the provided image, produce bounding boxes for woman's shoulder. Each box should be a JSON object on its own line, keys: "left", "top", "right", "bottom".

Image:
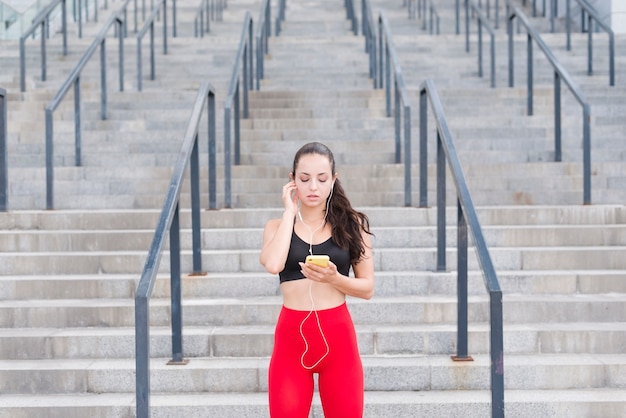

{"left": 263, "top": 217, "right": 284, "bottom": 232}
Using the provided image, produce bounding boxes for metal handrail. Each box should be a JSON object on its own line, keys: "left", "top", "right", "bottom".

{"left": 137, "top": 0, "right": 169, "bottom": 92}
{"left": 566, "top": 0, "right": 615, "bottom": 86}
{"left": 276, "top": 0, "right": 286, "bottom": 35}
{"left": 364, "top": 12, "right": 505, "bottom": 412}
{"left": 345, "top": 0, "right": 358, "bottom": 35}
{"left": 420, "top": 79, "right": 505, "bottom": 418}
{"left": 255, "top": 0, "right": 271, "bottom": 90}
{"left": 135, "top": 81, "right": 217, "bottom": 418}
{"left": 19, "top": 0, "right": 67, "bottom": 92}
{"left": 193, "top": 0, "right": 225, "bottom": 38}
{"left": 408, "top": 0, "right": 440, "bottom": 34}
{"left": 223, "top": 11, "right": 254, "bottom": 208}
{"left": 466, "top": 0, "right": 496, "bottom": 87}
{"left": 372, "top": 12, "right": 412, "bottom": 205}
{"left": 520, "top": 0, "right": 547, "bottom": 17}
{"left": 44, "top": 0, "right": 132, "bottom": 210}
{"left": 362, "top": 0, "right": 377, "bottom": 84}
{"left": 0, "top": 88, "right": 6, "bottom": 211}
{"left": 507, "top": 3, "right": 592, "bottom": 204}
{"left": 456, "top": 0, "right": 501, "bottom": 34}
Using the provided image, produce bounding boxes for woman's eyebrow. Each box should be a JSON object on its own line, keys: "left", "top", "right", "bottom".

{"left": 298, "top": 171, "right": 330, "bottom": 176}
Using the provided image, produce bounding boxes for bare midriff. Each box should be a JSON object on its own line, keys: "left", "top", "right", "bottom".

{"left": 280, "top": 279, "right": 346, "bottom": 311}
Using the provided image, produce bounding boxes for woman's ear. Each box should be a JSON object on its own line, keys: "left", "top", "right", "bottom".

{"left": 289, "top": 172, "right": 294, "bottom": 181}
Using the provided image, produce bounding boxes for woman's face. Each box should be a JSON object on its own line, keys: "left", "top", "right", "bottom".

{"left": 293, "top": 153, "right": 335, "bottom": 208}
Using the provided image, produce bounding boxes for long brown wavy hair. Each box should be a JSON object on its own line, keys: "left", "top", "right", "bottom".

{"left": 292, "top": 142, "right": 373, "bottom": 265}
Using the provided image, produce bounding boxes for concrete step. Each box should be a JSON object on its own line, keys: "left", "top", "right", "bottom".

{"left": 1, "top": 353, "right": 624, "bottom": 394}
{"left": 1, "top": 204, "right": 624, "bottom": 230}
{"left": 1, "top": 320, "right": 624, "bottom": 359}
{"left": 2, "top": 242, "right": 626, "bottom": 274}
{"left": 2, "top": 269, "right": 625, "bottom": 301}
{"left": 2, "top": 223, "right": 625, "bottom": 253}
{"left": 2, "top": 261, "right": 626, "bottom": 298}
{"left": 1, "top": 293, "right": 624, "bottom": 328}
{"left": 0, "top": 389, "right": 623, "bottom": 418}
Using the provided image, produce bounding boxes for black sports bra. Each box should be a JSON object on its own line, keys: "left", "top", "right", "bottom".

{"left": 279, "top": 230, "right": 351, "bottom": 283}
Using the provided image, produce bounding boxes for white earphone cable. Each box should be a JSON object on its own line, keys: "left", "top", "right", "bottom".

{"left": 297, "top": 183, "right": 334, "bottom": 369}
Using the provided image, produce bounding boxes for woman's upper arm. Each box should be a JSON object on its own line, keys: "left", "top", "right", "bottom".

{"left": 259, "top": 219, "right": 286, "bottom": 274}
{"left": 353, "top": 230, "right": 374, "bottom": 281}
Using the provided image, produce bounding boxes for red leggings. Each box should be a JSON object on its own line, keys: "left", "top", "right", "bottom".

{"left": 268, "top": 302, "right": 364, "bottom": 418}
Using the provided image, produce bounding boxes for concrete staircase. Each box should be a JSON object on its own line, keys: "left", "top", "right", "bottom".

{"left": 0, "top": 0, "right": 625, "bottom": 416}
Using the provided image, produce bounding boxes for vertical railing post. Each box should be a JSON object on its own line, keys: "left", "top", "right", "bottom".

{"left": 403, "top": 104, "right": 411, "bottom": 207}
{"left": 0, "top": 88, "right": 7, "bottom": 212}
{"left": 168, "top": 203, "right": 186, "bottom": 364}
{"left": 100, "top": 39, "right": 107, "bottom": 120}
{"left": 527, "top": 33, "right": 533, "bottom": 116}
{"left": 150, "top": 22, "right": 155, "bottom": 80}
{"left": 234, "top": 84, "right": 241, "bottom": 166}
{"left": 478, "top": 19, "right": 483, "bottom": 78}
{"left": 609, "top": 34, "right": 615, "bottom": 86}
{"left": 256, "top": 33, "right": 262, "bottom": 90}
{"left": 508, "top": 14, "right": 514, "bottom": 87}
{"left": 452, "top": 199, "right": 471, "bottom": 361}
{"left": 78, "top": 0, "right": 83, "bottom": 38}
{"left": 165, "top": 0, "right": 169, "bottom": 54}
{"left": 490, "top": 290, "right": 505, "bottom": 417}
{"left": 135, "top": 295, "right": 150, "bottom": 418}
{"left": 456, "top": 0, "right": 460, "bottom": 34}
{"left": 248, "top": 21, "right": 254, "bottom": 93}
{"left": 137, "top": 35, "right": 143, "bottom": 91}
{"left": 207, "top": 91, "right": 217, "bottom": 209}
{"left": 134, "top": 0, "right": 139, "bottom": 32}
{"left": 436, "top": 133, "right": 446, "bottom": 272}
{"left": 419, "top": 88, "right": 428, "bottom": 208}
{"left": 566, "top": 0, "right": 571, "bottom": 50}
{"left": 74, "top": 78, "right": 82, "bottom": 167}
{"left": 243, "top": 44, "right": 249, "bottom": 120}
{"left": 371, "top": 33, "right": 377, "bottom": 87}
{"left": 118, "top": 18, "right": 125, "bottom": 92}
{"left": 554, "top": 71, "right": 561, "bottom": 162}
{"left": 394, "top": 81, "right": 401, "bottom": 164}
{"left": 587, "top": 13, "right": 592, "bottom": 76}
{"left": 224, "top": 105, "right": 232, "bottom": 208}
{"left": 490, "top": 31, "right": 495, "bottom": 87}
{"left": 172, "top": 0, "right": 177, "bottom": 37}
{"left": 384, "top": 42, "right": 391, "bottom": 117}
{"left": 377, "top": 18, "right": 383, "bottom": 89}
{"left": 20, "top": 37, "right": 26, "bottom": 92}
{"left": 495, "top": 0, "right": 499, "bottom": 29}
{"left": 41, "top": 20, "right": 47, "bottom": 82}
{"left": 208, "top": 89, "right": 217, "bottom": 209}
{"left": 190, "top": 138, "right": 202, "bottom": 273}
{"left": 583, "top": 104, "right": 591, "bottom": 205}
{"left": 465, "top": 0, "right": 470, "bottom": 52}
{"left": 45, "top": 108, "right": 54, "bottom": 210}
{"left": 62, "top": 0, "right": 68, "bottom": 54}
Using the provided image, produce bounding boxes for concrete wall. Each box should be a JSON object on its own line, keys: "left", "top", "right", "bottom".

{"left": 609, "top": 0, "right": 626, "bottom": 33}
{"left": 566, "top": 0, "right": 626, "bottom": 33}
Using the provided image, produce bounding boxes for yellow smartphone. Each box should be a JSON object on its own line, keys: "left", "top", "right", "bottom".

{"left": 305, "top": 255, "right": 330, "bottom": 268}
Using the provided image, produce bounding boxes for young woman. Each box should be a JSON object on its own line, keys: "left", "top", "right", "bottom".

{"left": 260, "top": 142, "right": 375, "bottom": 418}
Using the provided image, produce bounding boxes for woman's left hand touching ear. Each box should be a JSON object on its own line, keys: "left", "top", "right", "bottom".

{"left": 299, "top": 261, "right": 339, "bottom": 285}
